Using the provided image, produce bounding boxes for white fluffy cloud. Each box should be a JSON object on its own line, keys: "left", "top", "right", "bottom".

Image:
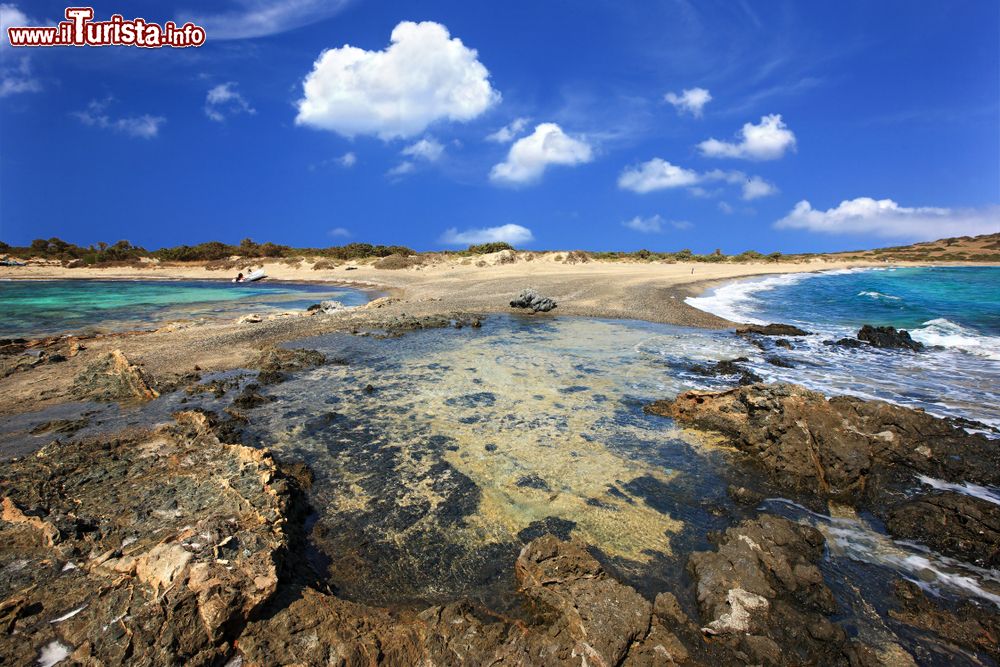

{"left": 490, "top": 123, "right": 593, "bottom": 185}
{"left": 486, "top": 117, "right": 529, "bottom": 143}
{"left": 622, "top": 215, "right": 691, "bottom": 233}
{"left": 440, "top": 223, "right": 534, "bottom": 245}
{"left": 617, "top": 159, "right": 700, "bottom": 193}
{"left": 664, "top": 87, "right": 711, "bottom": 117}
{"left": 205, "top": 82, "right": 255, "bottom": 122}
{"left": 618, "top": 160, "right": 777, "bottom": 201}
{"left": 775, "top": 198, "right": 1000, "bottom": 239}
{"left": 699, "top": 114, "right": 796, "bottom": 160}
{"left": 742, "top": 176, "right": 778, "bottom": 200}
{"left": 295, "top": 21, "right": 499, "bottom": 140}
{"left": 337, "top": 152, "right": 356, "bottom": 167}
{"left": 73, "top": 98, "right": 164, "bottom": 139}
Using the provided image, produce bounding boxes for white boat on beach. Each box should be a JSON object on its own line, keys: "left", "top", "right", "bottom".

{"left": 233, "top": 269, "right": 266, "bottom": 283}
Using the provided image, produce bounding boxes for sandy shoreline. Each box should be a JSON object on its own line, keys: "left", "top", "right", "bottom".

{"left": 0, "top": 254, "right": 981, "bottom": 418}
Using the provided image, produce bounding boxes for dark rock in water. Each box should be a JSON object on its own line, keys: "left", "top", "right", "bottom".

{"left": 735, "top": 323, "right": 810, "bottom": 336}
{"left": 889, "top": 579, "right": 1000, "bottom": 661}
{"left": 647, "top": 383, "right": 1000, "bottom": 568}
{"left": 688, "top": 515, "right": 860, "bottom": 663}
{"left": 824, "top": 337, "right": 866, "bottom": 349}
{"left": 363, "top": 383, "right": 375, "bottom": 394}
{"left": 689, "top": 358, "right": 762, "bottom": 386}
{"left": 509, "top": 288, "right": 557, "bottom": 313}
{"left": 885, "top": 491, "right": 1000, "bottom": 569}
{"left": 253, "top": 346, "right": 326, "bottom": 383}
{"left": 774, "top": 339, "right": 793, "bottom": 349}
{"left": 306, "top": 303, "right": 322, "bottom": 312}
{"left": 764, "top": 355, "right": 794, "bottom": 368}
{"left": 516, "top": 517, "right": 576, "bottom": 542}
{"left": 230, "top": 382, "right": 272, "bottom": 409}
{"left": 856, "top": 324, "right": 923, "bottom": 351}
{"left": 515, "top": 474, "right": 551, "bottom": 491}
{"left": 72, "top": 349, "right": 159, "bottom": 402}
{"left": 727, "top": 485, "right": 764, "bottom": 506}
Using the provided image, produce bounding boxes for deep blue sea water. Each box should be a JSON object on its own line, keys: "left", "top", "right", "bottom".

{"left": 0, "top": 279, "right": 372, "bottom": 338}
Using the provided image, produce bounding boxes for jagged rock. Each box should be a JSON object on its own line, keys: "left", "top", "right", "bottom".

{"left": 0, "top": 410, "right": 298, "bottom": 666}
{"left": 319, "top": 299, "right": 348, "bottom": 314}
{"left": 238, "top": 314, "right": 262, "bottom": 324}
{"left": 856, "top": 325, "right": 923, "bottom": 351}
{"left": 885, "top": 491, "right": 1000, "bottom": 569}
{"left": 735, "top": 323, "right": 810, "bottom": 336}
{"left": 72, "top": 349, "right": 159, "bottom": 401}
{"left": 889, "top": 579, "right": 1000, "bottom": 661}
{"left": 688, "top": 515, "right": 852, "bottom": 665}
{"left": 647, "top": 383, "right": 1000, "bottom": 568}
{"left": 510, "top": 289, "right": 557, "bottom": 313}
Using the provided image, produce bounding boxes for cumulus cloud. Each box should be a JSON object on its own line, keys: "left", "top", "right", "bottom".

{"left": 337, "top": 152, "right": 356, "bottom": 167}
{"left": 622, "top": 215, "right": 691, "bottom": 233}
{"left": 486, "top": 117, "right": 529, "bottom": 143}
{"left": 204, "top": 82, "right": 255, "bottom": 122}
{"left": 178, "top": 0, "right": 350, "bottom": 40}
{"left": 328, "top": 227, "right": 351, "bottom": 238}
{"left": 489, "top": 123, "right": 592, "bottom": 185}
{"left": 440, "top": 223, "right": 534, "bottom": 245}
{"left": 73, "top": 98, "right": 164, "bottom": 139}
{"left": 698, "top": 113, "right": 796, "bottom": 160}
{"left": 295, "top": 21, "right": 499, "bottom": 140}
{"left": 742, "top": 175, "right": 778, "bottom": 200}
{"left": 617, "top": 158, "right": 700, "bottom": 193}
{"left": 619, "top": 160, "right": 778, "bottom": 202}
{"left": 775, "top": 198, "right": 1000, "bottom": 239}
{"left": 664, "top": 87, "right": 711, "bottom": 117}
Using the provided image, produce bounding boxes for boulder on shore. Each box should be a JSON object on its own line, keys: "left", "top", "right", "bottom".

{"left": 510, "top": 289, "right": 557, "bottom": 313}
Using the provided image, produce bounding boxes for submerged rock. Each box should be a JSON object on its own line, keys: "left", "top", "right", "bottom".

{"left": 252, "top": 346, "right": 326, "bottom": 385}
{"left": 510, "top": 289, "right": 557, "bottom": 313}
{"left": 856, "top": 325, "right": 923, "bottom": 351}
{"left": 72, "top": 349, "right": 159, "bottom": 401}
{"left": 885, "top": 491, "right": 1000, "bottom": 569}
{"left": 735, "top": 323, "right": 810, "bottom": 336}
{"left": 689, "top": 358, "right": 762, "bottom": 386}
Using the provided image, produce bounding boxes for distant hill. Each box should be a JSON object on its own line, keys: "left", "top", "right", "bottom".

{"left": 817, "top": 232, "right": 1000, "bottom": 263}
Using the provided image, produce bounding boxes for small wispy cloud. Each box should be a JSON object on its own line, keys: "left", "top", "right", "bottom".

{"left": 205, "top": 82, "right": 255, "bottom": 122}
{"left": 486, "top": 117, "right": 529, "bottom": 143}
{"left": 177, "top": 0, "right": 352, "bottom": 40}
{"left": 618, "top": 159, "right": 777, "bottom": 201}
{"left": 622, "top": 215, "right": 692, "bottom": 233}
{"left": 440, "top": 223, "right": 533, "bottom": 245}
{"left": 328, "top": 227, "right": 351, "bottom": 238}
{"left": 73, "top": 97, "right": 164, "bottom": 139}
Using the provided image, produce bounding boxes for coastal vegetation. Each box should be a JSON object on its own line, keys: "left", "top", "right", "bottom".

{"left": 1, "top": 233, "right": 998, "bottom": 268}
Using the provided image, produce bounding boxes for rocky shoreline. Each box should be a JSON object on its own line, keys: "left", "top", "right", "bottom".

{"left": 2, "top": 304, "right": 999, "bottom": 664}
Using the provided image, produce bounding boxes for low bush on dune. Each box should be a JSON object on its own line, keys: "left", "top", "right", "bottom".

{"left": 373, "top": 254, "right": 425, "bottom": 270}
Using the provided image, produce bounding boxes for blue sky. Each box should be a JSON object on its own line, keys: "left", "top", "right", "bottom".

{"left": 1, "top": 0, "right": 997, "bottom": 253}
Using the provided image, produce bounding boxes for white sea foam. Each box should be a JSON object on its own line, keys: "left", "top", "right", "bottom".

{"left": 37, "top": 641, "right": 71, "bottom": 667}
{"left": 856, "top": 290, "right": 901, "bottom": 301}
{"left": 911, "top": 318, "right": 1000, "bottom": 360}
{"left": 918, "top": 475, "right": 1000, "bottom": 505}
{"left": 684, "top": 272, "right": 815, "bottom": 324}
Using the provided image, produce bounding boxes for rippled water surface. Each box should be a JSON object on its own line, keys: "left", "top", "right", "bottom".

{"left": 0, "top": 279, "right": 373, "bottom": 338}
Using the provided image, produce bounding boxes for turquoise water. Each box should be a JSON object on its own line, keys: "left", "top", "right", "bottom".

{"left": 0, "top": 279, "right": 372, "bottom": 338}
{"left": 686, "top": 266, "right": 1000, "bottom": 426}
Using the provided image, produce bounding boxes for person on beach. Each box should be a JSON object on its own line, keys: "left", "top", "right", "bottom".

{"left": 234, "top": 272, "right": 244, "bottom": 283}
